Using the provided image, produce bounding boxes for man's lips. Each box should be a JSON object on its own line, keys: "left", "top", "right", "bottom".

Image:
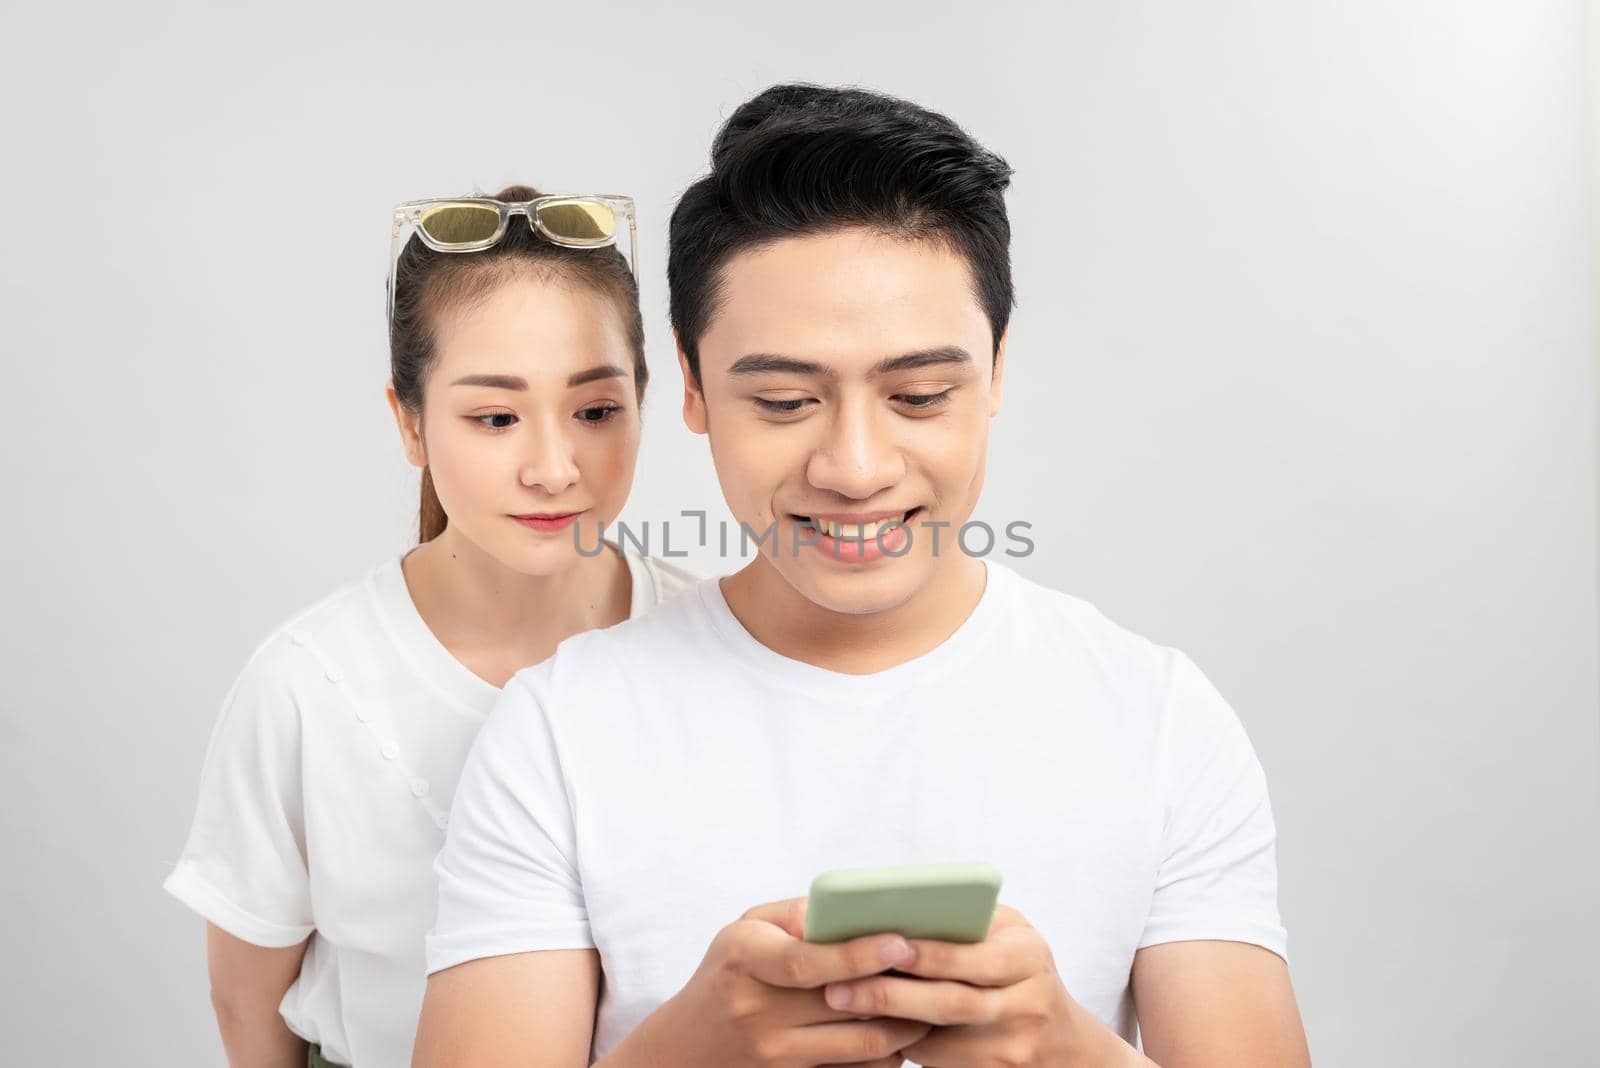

{"left": 782, "top": 507, "right": 922, "bottom": 564}
{"left": 801, "top": 510, "right": 913, "bottom": 524}
{"left": 789, "top": 506, "right": 924, "bottom": 527}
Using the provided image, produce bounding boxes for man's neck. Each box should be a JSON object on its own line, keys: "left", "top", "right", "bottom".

{"left": 719, "top": 553, "right": 989, "bottom": 676}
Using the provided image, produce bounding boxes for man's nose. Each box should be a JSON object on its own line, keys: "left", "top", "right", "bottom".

{"left": 805, "top": 398, "right": 906, "bottom": 501}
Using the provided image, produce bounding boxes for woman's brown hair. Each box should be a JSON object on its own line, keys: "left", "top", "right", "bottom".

{"left": 389, "top": 184, "right": 647, "bottom": 543}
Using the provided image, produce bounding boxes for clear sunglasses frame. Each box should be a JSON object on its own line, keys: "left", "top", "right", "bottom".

{"left": 386, "top": 194, "right": 638, "bottom": 323}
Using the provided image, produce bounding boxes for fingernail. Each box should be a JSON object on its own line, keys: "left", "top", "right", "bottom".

{"left": 881, "top": 937, "right": 913, "bottom": 966}
{"left": 826, "top": 983, "right": 853, "bottom": 1009}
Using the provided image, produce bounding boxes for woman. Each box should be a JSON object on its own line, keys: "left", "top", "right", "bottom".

{"left": 163, "top": 185, "right": 695, "bottom": 1068}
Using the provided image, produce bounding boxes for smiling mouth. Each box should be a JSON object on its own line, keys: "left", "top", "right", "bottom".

{"left": 792, "top": 507, "right": 924, "bottom": 539}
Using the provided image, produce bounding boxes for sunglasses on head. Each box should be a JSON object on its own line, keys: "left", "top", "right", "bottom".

{"left": 387, "top": 193, "right": 637, "bottom": 322}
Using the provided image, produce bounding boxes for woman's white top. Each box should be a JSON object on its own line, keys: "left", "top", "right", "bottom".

{"left": 163, "top": 547, "right": 698, "bottom": 1068}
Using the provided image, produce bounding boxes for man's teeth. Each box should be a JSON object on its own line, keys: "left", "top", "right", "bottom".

{"left": 813, "top": 513, "right": 908, "bottom": 539}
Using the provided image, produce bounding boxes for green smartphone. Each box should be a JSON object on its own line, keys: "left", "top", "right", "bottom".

{"left": 803, "top": 861, "right": 1004, "bottom": 944}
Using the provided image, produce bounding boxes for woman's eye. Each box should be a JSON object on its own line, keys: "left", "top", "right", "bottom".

{"left": 755, "top": 397, "right": 810, "bottom": 413}
{"left": 576, "top": 404, "right": 622, "bottom": 424}
{"left": 473, "top": 412, "right": 518, "bottom": 430}
{"left": 896, "top": 390, "right": 954, "bottom": 409}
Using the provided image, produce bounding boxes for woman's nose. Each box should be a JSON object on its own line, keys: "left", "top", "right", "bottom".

{"left": 517, "top": 418, "right": 580, "bottom": 494}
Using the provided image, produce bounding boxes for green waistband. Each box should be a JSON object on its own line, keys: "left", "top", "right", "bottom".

{"left": 307, "top": 1044, "right": 347, "bottom": 1068}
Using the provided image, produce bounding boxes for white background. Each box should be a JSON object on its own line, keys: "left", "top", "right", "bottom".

{"left": 2, "top": 1, "right": 1596, "bottom": 1064}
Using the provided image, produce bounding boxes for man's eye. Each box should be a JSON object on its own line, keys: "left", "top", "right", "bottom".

{"left": 755, "top": 397, "right": 810, "bottom": 413}
{"left": 473, "top": 412, "right": 518, "bottom": 430}
{"left": 896, "top": 390, "right": 954, "bottom": 409}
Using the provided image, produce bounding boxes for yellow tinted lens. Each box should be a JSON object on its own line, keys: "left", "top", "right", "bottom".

{"left": 537, "top": 200, "right": 616, "bottom": 243}
{"left": 419, "top": 204, "right": 501, "bottom": 245}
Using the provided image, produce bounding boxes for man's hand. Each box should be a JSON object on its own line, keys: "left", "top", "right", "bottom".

{"left": 817, "top": 906, "right": 1147, "bottom": 1067}
{"left": 605, "top": 897, "right": 932, "bottom": 1068}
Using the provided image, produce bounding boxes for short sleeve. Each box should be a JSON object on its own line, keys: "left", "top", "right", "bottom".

{"left": 425, "top": 663, "right": 593, "bottom": 975}
{"left": 638, "top": 554, "right": 700, "bottom": 609}
{"left": 162, "top": 639, "right": 315, "bottom": 947}
{"left": 1138, "top": 651, "right": 1288, "bottom": 962}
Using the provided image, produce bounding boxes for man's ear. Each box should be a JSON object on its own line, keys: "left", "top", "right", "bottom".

{"left": 677, "top": 338, "right": 708, "bottom": 436}
{"left": 989, "top": 328, "right": 1009, "bottom": 417}
{"left": 385, "top": 382, "right": 427, "bottom": 468}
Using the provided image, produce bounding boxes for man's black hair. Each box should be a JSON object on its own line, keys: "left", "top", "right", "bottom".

{"left": 668, "top": 84, "right": 1014, "bottom": 382}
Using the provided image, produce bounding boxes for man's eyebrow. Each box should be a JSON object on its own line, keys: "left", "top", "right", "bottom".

{"left": 726, "top": 353, "right": 834, "bottom": 377}
{"left": 869, "top": 346, "right": 973, "bottom": 376}
{"left": 725, "top": 347, "right": 974, "bottom": 379}
{"left": 450, "top": 366, "right": 629, "bottom": 390}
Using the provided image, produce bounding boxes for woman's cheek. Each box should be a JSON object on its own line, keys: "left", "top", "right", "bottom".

{"left": 432, "top": 426, "right": 500, "bottom": 512}
{"left": 592, "top": 427, "right": 638, "bottom": 496}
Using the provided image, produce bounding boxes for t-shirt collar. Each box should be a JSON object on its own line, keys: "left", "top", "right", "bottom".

{"left": 696, "top": 561, "right": 1012, "bottom": 702}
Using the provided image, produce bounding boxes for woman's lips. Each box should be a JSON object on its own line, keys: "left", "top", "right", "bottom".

{"left": 511, "top": 511, "right": 584, "bottom": 533}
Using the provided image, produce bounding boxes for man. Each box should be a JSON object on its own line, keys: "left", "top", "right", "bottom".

{"left": 413, "top": 84, "right": 1311, "bottom": 1067}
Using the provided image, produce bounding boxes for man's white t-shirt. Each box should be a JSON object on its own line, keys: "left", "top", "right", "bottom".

{"left": 162, "top": 547, "right": 697, "bottom": 1068}
{"left": 427, "top": 561, "right": 1287, "bottom": 1061}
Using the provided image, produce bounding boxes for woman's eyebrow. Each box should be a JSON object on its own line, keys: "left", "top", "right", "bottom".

{"left": 566, "top": 364, "right": 629, "bottom": 387}
{"left": 450, "top": 365, "right": 628, "bottom": 391}
{"left": 451, "top": 373, "right": 527, "bottom": 390}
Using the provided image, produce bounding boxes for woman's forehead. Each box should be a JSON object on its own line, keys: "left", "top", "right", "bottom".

{"left": 430, "top": 277, "right": 632, "bottom": 382}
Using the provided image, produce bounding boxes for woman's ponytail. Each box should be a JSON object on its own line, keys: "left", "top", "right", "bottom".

{"left": 418, "top": 467, "right": 448, "bottom": 543}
